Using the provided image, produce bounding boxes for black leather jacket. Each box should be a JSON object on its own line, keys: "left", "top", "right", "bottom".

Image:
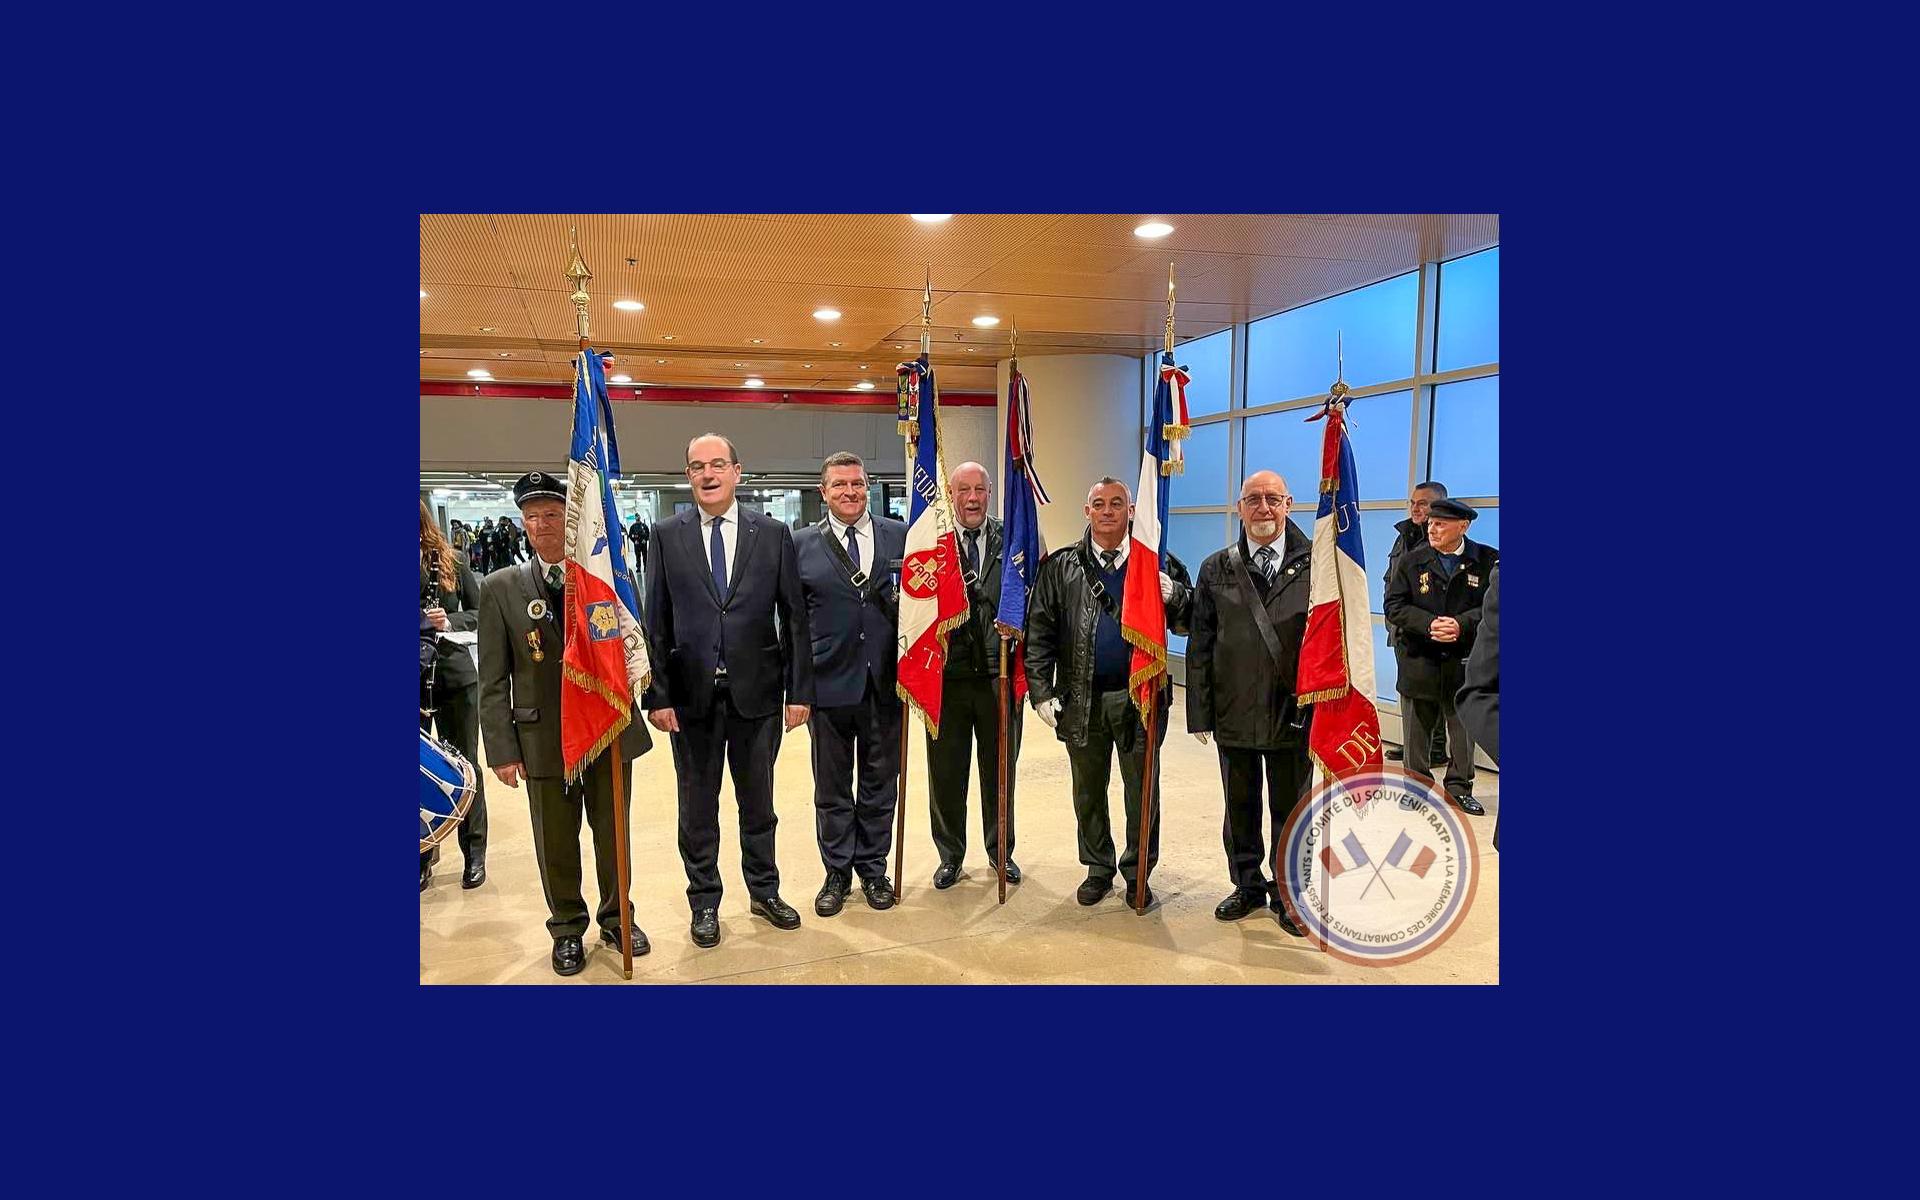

{"left": 1023, "top": 528, "right": 1192, "bottom": 748}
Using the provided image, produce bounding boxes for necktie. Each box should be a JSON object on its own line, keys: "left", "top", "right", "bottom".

{"left": 546, "top": 564, "right": 564, "bottom": 592}
{"left": 964, "top": 529, "right": 980, "bottom": 575}
{"left": 846, "top": 524, "right": 861, "bottom": 571}
{"left": 1101, "top": 548, "right": 1118, "bottom": 573}
{"left": 710, "top": 517, "right": 728, "bottom": 595}
{"left": 1255, "top": 545, "right": 1275, "bottom": 581}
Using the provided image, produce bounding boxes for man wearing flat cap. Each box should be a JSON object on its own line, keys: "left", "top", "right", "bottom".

{"left": 476, "top": 470, "right": 654, "bottom": 977}
{"left": 1383, "top": 496, "right": 1498, "bottom": 817}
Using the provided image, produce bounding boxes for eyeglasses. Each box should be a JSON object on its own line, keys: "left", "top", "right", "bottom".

{"left": 687, "top": 459, "right": 736, "bottom": 474}
{"left": 1239, "top": 493, "right": 1291, "bottom": 509}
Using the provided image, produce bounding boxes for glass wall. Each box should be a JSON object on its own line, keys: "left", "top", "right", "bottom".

{"left": 1149, "top": 246, "right": 1499, "bottom": 727}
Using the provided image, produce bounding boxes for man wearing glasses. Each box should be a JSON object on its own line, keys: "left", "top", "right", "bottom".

{"left": 644, "top": 434, "right": 815, "bottom": 948}
{"left": 792, "top": 451, "right": 907, "bottom": 916}
{"left": 1185, "top": 471, "right": 1312, "bottom": 935}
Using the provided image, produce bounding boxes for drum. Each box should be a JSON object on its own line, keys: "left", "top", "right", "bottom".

{"left": 420, "top": 730, "right": 477, "bottom": 853}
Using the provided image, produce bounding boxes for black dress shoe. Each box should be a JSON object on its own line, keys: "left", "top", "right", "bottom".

{"left": 420, "top": 861, "right": 432, "bottom": 892}
{"left": 552, "top": 936, "right": 586, "bottom": 976}
{"left": 1384, "top": 745, "right": 1405, "bottom": 761}
{"left": 861, "top": 875, "right": 896, "bottom": 910}
{"left": 1076, "top": 876, "right": 1112, "bottom": 906}
{"left": 601, "top": 926, "right": 651, "bottom": 957}
{"left": 751, "top": 894, "right": 802, "bottom": 930}
{"left": 690, "top": 908, "right": 721, "bottom": 948}
{"left": 461, "top": 858, "right": 486, "bottom": 889}
{"left": 1214, "top": 887, "right": 1267, "bottom": 921}
{"left": 1000, "top": 859, "right": 1021, "bottom": 884}
{"left": 816, "top": 870, "right": 850, "bottom": 917}
{"left": 1123, "top": 883, "right": 1155, "bottom": 911}
{"left": 1451, "top": 793, "right": 1486, "bottom": 817}
{"left": 932, "top": 862, "right": 961, "bottom": 890}
{"left": 1272, "top": 900, "right": 1307, "bottom": 938}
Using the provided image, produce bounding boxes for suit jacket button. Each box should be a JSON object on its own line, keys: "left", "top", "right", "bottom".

{"left": 858, "top": 632, "right": 866, "bottom": 641}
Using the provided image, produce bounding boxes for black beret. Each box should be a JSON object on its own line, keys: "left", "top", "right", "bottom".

{"left": 1428, "top": 497, "right": 1477, "bottom": 521}
{"left": 513, "top": 471, "right": 567, "bottom": 508}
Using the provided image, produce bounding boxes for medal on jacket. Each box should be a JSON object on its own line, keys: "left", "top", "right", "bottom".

{"left": 526, "top": 629, "right": 545, "bottom": 662}
{"left": 1467, "top": 573, "right": 1481, "bottom": 588}
{"left": 527, "top": 598, "right": 548, "bottom": 621}
{"left": 1419, "top": 570, "right": 1431, "bottom": 595}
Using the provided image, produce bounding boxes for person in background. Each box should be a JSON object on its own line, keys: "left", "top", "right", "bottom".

{"left": 1385, "top": 481, "right": 1450, "bottom": 767}
{"left": 1454, "top": 563, "right": 1499, "bottom": 850}
{"left": 420, "top": 500, "right": 488, "bottom": 891}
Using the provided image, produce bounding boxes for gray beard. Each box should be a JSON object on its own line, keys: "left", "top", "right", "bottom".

{"left": 1247, "top": 520, "right": 1279, "bottom": 539}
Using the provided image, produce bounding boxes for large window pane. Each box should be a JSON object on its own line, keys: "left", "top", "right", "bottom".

{"left": 1169, "top": 420, "right": 1230, "bottom": 507}
{"left": 1245, "top": 272, "right": 1418, "bottom": 407}
{"left": 1429, "top": 376, "right": 1499, "bottom": 497}
{"left": 1165, "top": 511, "right": 1227, "bottom": 655}
{"left": 1242, "top": 406, "right": 1322, "bottom": 520}
{"left": 1171, "top": 327, "right": 1232, "bottom": 418}
{"left": 1435, "top": 247, "right": 1499, "bottom": 372}
{"left": 1344, "top": 389, "right": 1412, "bottom": 502}
{"left": 1359, "top": 507, "right": 1404, "bottom": 614}
{"left": 1464, "top": 504, "right": 1498, "bottom": 552}
{"left": 1372, "top": 620, "right": 1397, "bottom": 703}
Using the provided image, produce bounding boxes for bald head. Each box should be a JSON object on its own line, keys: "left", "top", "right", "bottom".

{"left": 950, "top": 461, "right": 990, "bottom": 529}
{"left": 1237, "top": 469, "right": 1294, "bottom": 546}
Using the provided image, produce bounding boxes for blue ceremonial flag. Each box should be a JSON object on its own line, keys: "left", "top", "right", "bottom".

{"left": 995, "top": 365, "right": 1049, "bottom": 704}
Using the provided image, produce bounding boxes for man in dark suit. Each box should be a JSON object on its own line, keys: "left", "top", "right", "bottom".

{"left": 1186, "top": 470, "right": 1311, "bottom": 936}
{"left": 1385, "top": 497, "right": 1498, "bottom": 817}
{"left": 644, "top": 433, "right": 814, "bottom": 948}
{"left": 793, "top": 451, "right": 907, "bottom": 916}
{"left": 476, "top": 471, "right": 654, "bottom": 977}
{"left": 927, "top": 461, "right": 1024, "bottom": 889}
{"left": 1384, "top": 481, "right": 1451, "bottom": 767}
{"left": 1455, "top": 563, "right": 1499, "bottom": 849}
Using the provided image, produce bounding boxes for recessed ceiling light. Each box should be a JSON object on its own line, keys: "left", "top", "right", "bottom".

{"left": 466, "top": 369, "right": 492, "bottom": 379}
{"left": 655, "top": 358, "right": 669, "bottom": 364}
{"left": 855, "top": 381, "right": 876, "bottom": 390}
{"left": 497, "top": 352, "right": 512, "bottom": 358}
{"left": 420, "top": 349, "right": 428, "bottom": 356}
{"left": 474, "top": 325, "right": 496, "bottom": 332}
{"left": 733, "top": 362, "right": 746, "bottom": 367}
{"left": 660, "top": 335, "right": 675, "bottom": 341}
{"left": 1134, "top": 221, "right": 1175, "bottom": 238}
{"left": 971, "top": 315, "right": 1000, "bottom": 327}
{"left": 911, "top": 214, "right": 952, "bottom": 223}
{"left": 813, "top": 308, "right": 842, "bottom": 321}
{"left": 420, "top": 290, "right": 428, "bottom": 299}
{"left": 743, "top": 378, "right": 765, "bottom": 388}
{"left": 895, "top": 344, "right": 907, "bottom": 349}
{"left": 747, "top": 338, "right": 764, "bottom": 344}
{"left": 610, "top": 374, "right": 632, "bottom": 383}
{"left": 802, "top": 363, "right": 813, "bottom": 369}
{"left": 828, "top": 341, "right": 844, "bottom": 347}
{"left": 613, "top": 299, "right": 645, "bottom": 311}
{"left": 860, "top": 364, "right": 869, "bottom": 369}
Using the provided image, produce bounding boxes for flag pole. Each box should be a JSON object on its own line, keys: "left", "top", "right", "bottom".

{"left": 994, "top": 316, "right": 1019, "bottom": 905}
{"left": 1134, "top": 266, "right": 1178, "bottom": 915}
{"left": 567, "top": 228, "right": 636, "bottom": 981}
{"left": 894, "top": 267, "right": 936, "bottom": 899}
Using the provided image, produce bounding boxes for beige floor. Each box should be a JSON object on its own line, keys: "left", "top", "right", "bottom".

{"left": 421, "top": 690, "right": 1499, "bottom": 985}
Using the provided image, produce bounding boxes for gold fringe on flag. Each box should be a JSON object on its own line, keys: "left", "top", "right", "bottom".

{"left": 1295, "top": 683, "right": 1349, "bottom": 707}
{"left": 1120, "top": 624, "right": 1170, "bottom": 723}
{"left": 1163, "top": 423, "right": 1190, "bottom": 440}
{"left": 1160, "top": 459, "right": 1185, "bottom": 477}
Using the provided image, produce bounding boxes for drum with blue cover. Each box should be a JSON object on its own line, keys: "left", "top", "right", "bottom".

{"left": 420, "top": 731, "right": 476, "bottom": 853}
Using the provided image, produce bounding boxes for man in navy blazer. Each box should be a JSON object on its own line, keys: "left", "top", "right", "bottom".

{"left": 644, "top": 433, "right": 814, "bottom": 948}
{"left": 793, "top": 451, "right": 909, "bottom": 916}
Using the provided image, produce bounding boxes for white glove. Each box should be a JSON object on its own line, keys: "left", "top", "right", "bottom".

{"left": 1159, "top": 571, "right": 1175, "bottom": 602}
{"left": 1036, "top": 697, "right": 1061, "bottom": 729}
{"left": 1194, "top": 731, "right": 1211, "bottom": 745}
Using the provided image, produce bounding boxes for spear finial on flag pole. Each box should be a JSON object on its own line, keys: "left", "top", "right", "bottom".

{"left": 1165, "top": 261, "right": 1177, "bottom": 355}
{"left": 556, "top": 227, "right": 637, "bottom": 980}
{"left": 921, "top": 264, "right": 933, "bottom": 357}
{"left": 1010, "top": 315, "right": 1019, "bottom": 368}
{"left": 1159, "top": 265, "right": 1191, "bottom": 475}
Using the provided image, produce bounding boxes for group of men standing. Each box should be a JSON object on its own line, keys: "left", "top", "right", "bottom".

{"left": 466, "top": 433, "right": 1498, "bottom": 976}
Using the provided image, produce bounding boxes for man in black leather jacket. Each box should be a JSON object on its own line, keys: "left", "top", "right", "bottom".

{"left": 1024, "top": 477, "right": 1193, "bottom": 911}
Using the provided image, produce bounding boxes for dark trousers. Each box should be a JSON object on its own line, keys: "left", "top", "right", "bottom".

{"left": 420, "top": 679, "right": 486, "bottom": 864}
{"left": 672, "top": 684, "right": 783, "bottom": 911}
{"left": 810, "top": 679, "right": 902, "bottom": 880}
{"left": 926, "top": 675, "right": 1022, "bottom": 867}
{"left": 1218, "top": 744, "right": 1310, "bottom": 891}
{"left": 1403, "top": 692, "right": 1475, "bottom": 798}
{"left": 526, "top": 753, "right": 629, "bottom": 940}
{"left": 1065, "top": 688, "right": 1165, "bottom": 887}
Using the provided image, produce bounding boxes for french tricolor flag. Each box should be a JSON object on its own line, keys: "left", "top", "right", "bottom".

{"left": 1296, "top": 392, "right": 1383, "bottom": 779}
{"left": 1119, "top": 352, "right": 1190, "bottom": 714}
{"left": 559, "top": 349, "right": 652, "bottom": 781}
{"left": 1384, "top": 830, "right": 1438, "bottom": 879}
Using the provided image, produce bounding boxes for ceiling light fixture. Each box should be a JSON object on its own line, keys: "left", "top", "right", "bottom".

{"left": 743, "top": 378, "right": 765, "bottom": 388}
{"left": 474, "top": 325, "right": 496, "bottom": 332}
{"left": 733, "top": 362, "right": 746, "bottom": 367}
{"left": 911, "top": 214, "right": 952, "bottom": 223}
{"left": 497, "top": 352, "right": 512, "bottom": 358}
{"left": 466, "top": 369, "right": 492, "bottom": 379}
{"left": 613, "top": 299, "right": 645, "bottom": 311}
{"left": 813, "top": 308, "right": 841, "bottom": 321}
{"left": 971, "top": 315, "right": 1000, "bottom": 327}
{"left": 828, "top": 341, "right": 843, "bottom": 348}
{"left": 611, "top": 374, "right": 632, "bottom": 383}
{"left": 655, "top": 358, "right": 668, "bottom": 364}
{"left": 855, "top": 381, "right": 876, "bottom": 390}
{"left": 660, "top": 335, "right": 676, "bottom": 341}
{"left": 748, "top": 338, "right": 764, "bottom": 344}
{"left": 420, "top": 290, "right": 428, "bottom": 299}
{"left": 1134, "top": 221, "right": 1175, "bottom": 238}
